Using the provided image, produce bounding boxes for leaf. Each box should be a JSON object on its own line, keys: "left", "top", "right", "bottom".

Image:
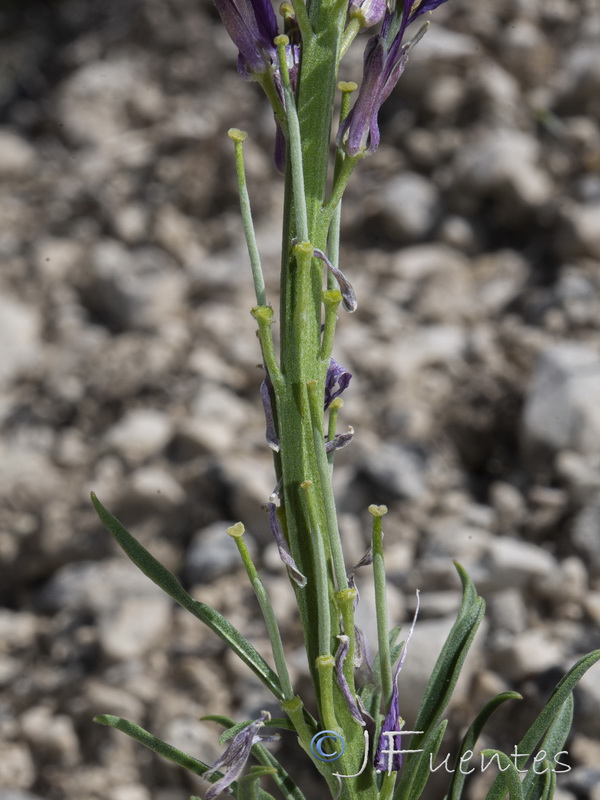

{"left": 482, "top": 750, "right": 525, "bottom": 800}
{"left": 91, "top": 492, "right": 284, "bottom": 700}
{"left": 446, "top": 691, "right": 522, "bottom": 800}
{"left": 517, "top": 650, "right": 600, "bottom": 757}
{"left": 393, "top": 562, "right": 485, "bottom": 799}
{"left": 407, "top": 719, "right": 448, "bottom": 799}
{"left": 95, "top": 715, "right": 277, "bottom": 800}
{"left": 94, "top": 715, "right": 211, "bottom": 777}
{"left": 521, "top": 694, "right": 573, "bottom": 800}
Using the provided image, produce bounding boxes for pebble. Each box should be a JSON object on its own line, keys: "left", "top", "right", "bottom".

{"left": 521, "top": 343, "right": 600, "bottom": 457}
{"left": 19, "top": 706, "right": 80, "bottom": 766}
{"left": 489, "top": 629, "right": 564, "bottom": 681}
{"left": 0, "top": 295, "right": 40, "bottom": 386}
{"left": 105, "top": 409, "right": 173, "bottom": 465}
{"left": 359, "top": 442, "right": 427, "bottom": 501}
{"left": 453, "top": 128, "right": 552, "bottom": 209}
{"left": 0, "top": 129, "right": 37, "bottom": 179}
{"left": 184, "top": 521, "right": 247, "bottom": 583}
{"left": 378, "top": 172, "right": 441, "bottom": 242}
{"left": 98, "top": 593, "right": 172, "bottom": 661}
{"left": 483, "top": 537, "right": 558, "bottom": 591}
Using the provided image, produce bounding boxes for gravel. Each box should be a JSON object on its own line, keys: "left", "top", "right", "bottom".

{"left": 2, "top": 0, "right": 600, "bottom": 798}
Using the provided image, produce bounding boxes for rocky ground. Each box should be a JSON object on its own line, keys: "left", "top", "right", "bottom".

{"left": 1, "top": 0, "right": 600, "bottom": 798}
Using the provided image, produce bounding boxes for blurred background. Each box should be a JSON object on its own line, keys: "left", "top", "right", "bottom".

{"left": 1, "top": 0, "right": 600, "bottom": 798}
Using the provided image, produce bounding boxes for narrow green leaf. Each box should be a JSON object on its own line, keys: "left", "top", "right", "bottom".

{"left": 91, "top": 493, "right": 284, "bottom": 700}
{"left": 522, "top": 694, "right": 573, "bottom": 800}
{"left": 406, "top": 719, "right": 448, "bottom": 800}
{"left": 94, "top": 714, "right": 211, "bottom": 777}
{"left": 447, "top": 691, "right": 522, "bottom": 800}
{"left": 394, "top": 562, "right": 485, "bottom": 799}
{"left": 517, "top": 650, "right": 600, "bottom": 757}
{"left": 94, "top": 715, "right": 275, "bottom": 800}
{"left": 482, "top": 750, "right": 525, "bottom": 800}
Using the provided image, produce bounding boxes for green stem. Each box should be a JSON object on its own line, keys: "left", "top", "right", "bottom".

{"left": 340, "top": 17, "right": 361, "bottom": 60}
{"left": 301, "top": 480, "right": 332, "bottom": 656}
{"left": 371, "top": 504, "right": 392, "bottom": 704}
{"left": 228, "top": 129, "right": 267, "bottom": 307}
{"left": 326, "top": 81, "right": 358, "bottom": 288}
{"left": 321, "top": 289, "right": 342, "bottom": 364}
{"left": 276, "top": 35, "right": 309, "bottom": 242}
{"left": 307, "top": 380, "right": 348, "bottom": 592}
{"left": 251, "top": 306, "right": 283, "bottom": 389}
{"left": 227, "top": 523, "right": 294, "bottom": 700}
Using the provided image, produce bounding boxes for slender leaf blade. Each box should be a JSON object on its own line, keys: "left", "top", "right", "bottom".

{"left": 482, "top": 750, "right": 525, "bottom": 800}
{"left": 447, "top": 691, "right": 522, "bottom": 800}
{"left": 91, "top": 493, "right": 284, "bottom": 700}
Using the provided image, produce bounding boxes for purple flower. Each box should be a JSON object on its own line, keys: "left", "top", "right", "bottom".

{"left": 313, "top": 248, "right": 357, "bottom": 312}
{"left": 339, "top": 0, "right": 450, "bottom": 157}
{"left": 348, "top": 0, "right": 387, "bottom": 29}
{"left": 204, "top": 710, "right": 276, "bottom": 799}
{"left": 374, "top": 591, "right": 421, "bottom": 774}
{"left": 324, "top": 358, "right": 352, "bottom": 410}
{"left": 214, "top": 0, "right": 279, "bottom": 77}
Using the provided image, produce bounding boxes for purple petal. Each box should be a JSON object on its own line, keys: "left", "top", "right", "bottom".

{"left": 335, "top": 635, "right": 366, "bottom": 725}
{"left": 324, "top": 358, "right": 352, "bottom": 410}
{"left": 205, "top": 710, "right": 271, "bottom": 799}
{"left": 264, "top": 503, "right": 307, "bottom": 587}
{"left": 260, "top": 378, "right": 279, "bottom": 451}
{"left": 373, "top": 591, "right": 421, "bottom": 774}
{"left": 214, "top": 0, "right": 278, "bottom": 75}
{"left": 349, "top": 0, "right": 387, "bottom": 28}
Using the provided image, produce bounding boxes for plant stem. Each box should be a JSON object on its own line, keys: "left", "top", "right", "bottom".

{"left": 228, "top": 129, "right": 267, "bottom": 307}
{"left": 227, "top": 523, "right": 295, "bottom": 700}
{"left": 371, "top": 504, "right": 393, "bottom": 704}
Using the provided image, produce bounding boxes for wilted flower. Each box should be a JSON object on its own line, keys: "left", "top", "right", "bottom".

{"left": 339, "top": 0, "right": 449, "bottom": 157}
{"left": 373, "top": 591, "right": 420, "bottom": 773}
{"left": 264, "top": 502, "right": 307, "bottom": 586}
{"left": 335, "top": 635, "right": 367, "bottom": 725}
{"left": 324, "top": 358, "right": 352, "bottom": 410}
{"left": 205, "top": 710, "right": 277, "bottom": 799}
{"left": 260, "top": 376, "right": 279, "bottom": 452}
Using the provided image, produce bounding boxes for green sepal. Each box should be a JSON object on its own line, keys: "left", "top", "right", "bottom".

{"left": 482, "top": 750, "right": 525, "bottom": 800}
{"left": 394, "top": 562, "right": 485, "bottom": 799}
{"left": 91, "top": 493, "right": 284, "bottom": 700}
{"left": 446, "top": 691, "right": 522, "bottom": 800}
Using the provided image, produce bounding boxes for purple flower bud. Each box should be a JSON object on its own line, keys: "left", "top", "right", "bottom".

{"left": 324, "top": 358, "right": 352, "bottom": 411}
{"left": 263, "top": 502, "right": 307, "bottom": 587}
{"left": 348, "top": 0, "right": 387, "bottom": 29}
{"left": 214, "top": 0, "right": 279, "bottom": 77}
{"left": 339, "top": 0, "right": 450, "bottom": 157}
{"left": 205, "top": 710, "right": 276, "bottom": 799}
